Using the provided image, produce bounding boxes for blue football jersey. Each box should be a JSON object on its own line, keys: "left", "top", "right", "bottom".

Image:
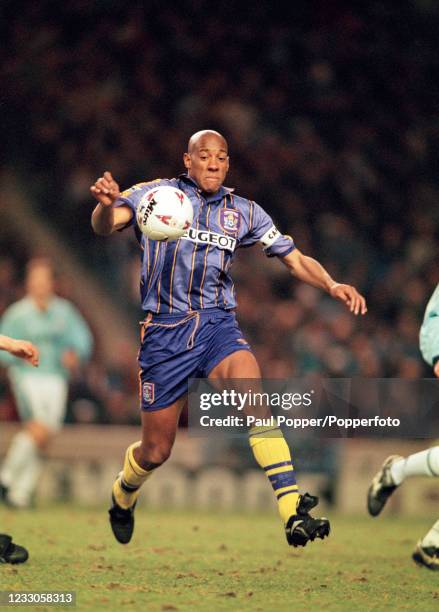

{"left": 116, "top": 174, "right": 295, "bottom": 313}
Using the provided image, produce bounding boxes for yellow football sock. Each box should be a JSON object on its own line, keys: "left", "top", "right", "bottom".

{"left": 249, "top": 425, "right": 299, "bottom": 524}
{"left": 112, "top": 441, "right": 154, "bottom": 509}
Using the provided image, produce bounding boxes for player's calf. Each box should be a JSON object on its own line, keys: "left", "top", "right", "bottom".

{"left": 112, "top": 442, "right": 154, "bottom": 510}
{"left": 109, "top": 441, "right": 159, "bottom": 545}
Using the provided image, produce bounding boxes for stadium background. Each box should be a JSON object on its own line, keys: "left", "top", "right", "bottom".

{"left": 1, "top": 0, "right": 438, "bottom": 515}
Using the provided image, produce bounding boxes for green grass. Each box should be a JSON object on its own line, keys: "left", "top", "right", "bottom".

{"left": 1, "top": 506, "right": 439, "bottom": 611}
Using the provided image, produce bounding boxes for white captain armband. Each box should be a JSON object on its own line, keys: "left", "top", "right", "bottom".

{"left": 259, "top": 225, "right": 281, "bottom": 249}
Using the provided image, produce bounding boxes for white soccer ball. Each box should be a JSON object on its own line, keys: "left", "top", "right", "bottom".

{"left": 136, "top": 186, "right": 193, "bottom": 241}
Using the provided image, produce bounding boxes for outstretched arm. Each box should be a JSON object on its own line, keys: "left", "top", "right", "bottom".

{"left": 0, "top": 335, "right": 39, "bottom": 366}
{"left": 91, "top": 171, "right": 133, "bottom": 235}
{"left": 281, "top": 248, "right": 367, "bottom": 316}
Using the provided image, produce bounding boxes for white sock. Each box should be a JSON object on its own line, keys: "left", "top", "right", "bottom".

{"left": 8, "top": 454, "right": 42, "bottom": 508}
{"left": 0, "top": 431, "right": 37, "bottom": 488}
{"left": 390, "top": 447, "right": 439, "bottom": 485}
{"left": 421, "top": 519, "right": 439, "bottom": 549}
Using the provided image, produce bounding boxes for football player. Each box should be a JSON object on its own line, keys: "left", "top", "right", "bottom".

{"left": 0, "top": 259, "right": 93, "bottom": 508}
{"left": 91, "top": 130, "right": 367, "bottom": 548}
{"left": 368, "top": 283, "right": 439, "bottom": 569}
{"left": 0, "top": 333, "right": 39, "bottom": 564}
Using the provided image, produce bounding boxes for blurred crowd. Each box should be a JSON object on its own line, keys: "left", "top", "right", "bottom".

{"left": 1, "top": 1, "right": 438, "bottom": 424}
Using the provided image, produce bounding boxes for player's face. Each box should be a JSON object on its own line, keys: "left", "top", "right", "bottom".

{"left": 184, "top": 135, "right": 229, "bottom": 193}
{"left": 26, "top": 266, "right": 55, "bottom": 300}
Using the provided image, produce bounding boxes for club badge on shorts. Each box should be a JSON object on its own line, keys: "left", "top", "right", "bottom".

{"left": 219, "top": 209, "right": 241, "bottom": 234}
{"left": 142, "top": 382, "right": 155, "bottom": 404}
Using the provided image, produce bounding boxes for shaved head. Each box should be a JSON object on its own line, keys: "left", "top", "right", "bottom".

{"left": 184, "top": 130, "right": 229, "bottom": 194}
{"left": 187, "top": 130, "right": 228, "bottom": 154}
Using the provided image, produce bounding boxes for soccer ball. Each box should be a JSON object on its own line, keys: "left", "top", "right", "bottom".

{"left": 136, "top": 186, "right": 194, "bottom": 241}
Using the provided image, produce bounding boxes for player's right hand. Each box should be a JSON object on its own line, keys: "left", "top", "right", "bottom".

{"left": 90, "top": 171, "right": 121, "bottom": 207}
{"left": 8, "top": 339, "right": 39, "bottom": 367}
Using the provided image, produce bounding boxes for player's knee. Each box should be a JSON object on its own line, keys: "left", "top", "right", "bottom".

{"left": 137, "top": 441, "right": 173, "bottom": 468}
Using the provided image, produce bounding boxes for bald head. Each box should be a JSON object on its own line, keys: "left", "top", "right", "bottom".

{"left": 187, "top": 130, "right": 228, "bottom": 154}
{"left": 184, "top": 130, "right": 230, "bottom": 194}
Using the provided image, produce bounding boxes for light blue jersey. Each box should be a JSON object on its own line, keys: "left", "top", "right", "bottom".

{"left": 420, "top": 283, "right": 439, "bottom": 367}
{"left": 0, "top": 296, "right": 93, "bottom": 379}
{"left": 116, "top": 174, "right": 295, "bottom": 314}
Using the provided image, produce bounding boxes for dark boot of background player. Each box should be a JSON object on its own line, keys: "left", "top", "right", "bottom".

{"left": 0, "top": 534, "right": 29, "bottom": 564}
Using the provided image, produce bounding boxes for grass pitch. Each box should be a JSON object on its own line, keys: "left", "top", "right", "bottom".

{"left": 1, "top": 506, "right": 438, "bottom": 611}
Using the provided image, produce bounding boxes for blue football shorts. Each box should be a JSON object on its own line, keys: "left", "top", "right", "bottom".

{"left": 138, "top": 308, "right": 252, "bottom": 411}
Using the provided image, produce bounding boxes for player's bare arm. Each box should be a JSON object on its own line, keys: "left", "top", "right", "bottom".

{"left": 281, "top": 248, "right": 367, "bottom": 316}
{"left": 434, "top": 361, "right": 439, "bottom": 378}
{"left": 90, "top": 171, "right": 132, "bottom": 235}
{"left": 0, "top": 334, "right": 39, "bottom": 366}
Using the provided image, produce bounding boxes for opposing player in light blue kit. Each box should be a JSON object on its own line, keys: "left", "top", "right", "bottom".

{"left": 0, "top": 333, "right": 38, "bottom": 563}
{"left": 0, "top": 258, "right": 93, "bottom": 508}
{"left": 368, "top": 283, "right": 439, "bottom": 569}
{"left": 91, "top": 130, "right": 367, "bottom": 548}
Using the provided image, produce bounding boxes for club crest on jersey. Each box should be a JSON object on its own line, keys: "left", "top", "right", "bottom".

{"left": 142, "top": 382, "right": 155, "bottom": 404}
{"left": 219, "top": 209, "right": 241, "bottom": 234}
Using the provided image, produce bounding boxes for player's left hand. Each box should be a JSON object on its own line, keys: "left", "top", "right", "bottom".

{"left": 329, "top": 283, "right": 367, "bottom": 315}
{"left": 8, "top": 339, "right": 39, "bottom": 366}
